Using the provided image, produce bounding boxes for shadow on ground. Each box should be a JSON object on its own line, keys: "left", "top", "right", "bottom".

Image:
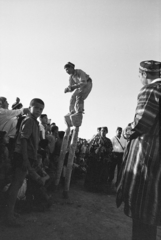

{"left": 0, "top": 179, "right": 161, "bottom": 240}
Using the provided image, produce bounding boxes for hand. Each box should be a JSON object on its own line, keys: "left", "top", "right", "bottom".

{"left": 64, "top": 87, "right": 69, "bottom": 93}
{"left": 95, "top": 148, "right": 100, "bottom": 154}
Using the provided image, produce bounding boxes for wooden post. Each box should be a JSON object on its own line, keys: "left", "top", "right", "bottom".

{"left": 55, "top": 126, "right": 71, "bottom": 186}
{"left": 63, "top": 126, "right": 79, "bottom": 198}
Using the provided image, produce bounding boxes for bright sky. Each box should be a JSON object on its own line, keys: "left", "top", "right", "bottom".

{"left": 0, "top": 0, "right": 161, "bottom": 139}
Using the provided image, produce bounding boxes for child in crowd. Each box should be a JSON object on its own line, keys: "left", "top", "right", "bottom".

{"left": 47, "top": 125, "right": 59, "bottom": 160}
{"left": 39, "top": 114, "right": 48, "bottom": 139}
{"left": 6, "top": 98, "right": 45, "bottom": 227}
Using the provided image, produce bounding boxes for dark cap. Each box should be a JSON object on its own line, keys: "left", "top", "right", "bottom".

{"left": 139, "top": 60, "right": 161, "bottom": 73}
{"left": 117, "top": 127, "right": 122, "bottom": 131}
{"left": 64, "top": 62, "right": 75, "bottom": 69}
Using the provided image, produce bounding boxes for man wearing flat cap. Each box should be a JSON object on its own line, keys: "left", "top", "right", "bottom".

{"left": 64, "top": 62, "right": 92, "bottom": 127}
{"left": 116, "top": 60, "right": 161, "bottom": 240}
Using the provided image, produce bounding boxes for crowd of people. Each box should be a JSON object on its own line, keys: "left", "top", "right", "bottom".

{"left": 0, "top": 59, "right": 161, "bottom": 240}
{"left": 0, "top": 95, "right": 128, "bottom": 227}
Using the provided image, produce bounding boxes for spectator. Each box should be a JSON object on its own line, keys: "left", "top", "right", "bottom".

{"left": 54, "top": 131, "right": 65, "bottom": 164}
{"left": 47, "top": 125, "right": 59, "bottom": 156}
{"left": 0, "top": 131, "right": 11, "bottom": 207}
{"left": 50, "top": 122, "right": 56, "bottom": 127}
{"left": 0, "top": 97, "right": 29, "bottom": 142}
{"left": 6, "top": 98, "right": 45, "bottom": 227}
{"left": 80, "top": 139, "right": 87, "bottom": 161}
{"left": 46, "top": 123, "right": 51, "bottom": 137}
{"left": 116, "top": 60, "right": 161, "bottom": 240}
{"left": 88, "top": 127, "right": 101, "bottom": 150}
{"left": 108, "top": 127, "right": 127, "bottom": 187}
{"left": 91, "top": 127, "right": 101, "bottom": 140}
{"left": 123, "top": 124, "right": 132, "bottom": 141}
{"left": 12, "top": 97, "right": 23, "bottom": 110}
{"left": 84, "top": 127, "right": 113, "bottom": 193}
{"left": 39, "top": 114, "right": 48, "bottom": 139}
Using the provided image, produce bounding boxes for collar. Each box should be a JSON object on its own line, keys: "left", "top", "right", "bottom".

{"left": 150, "top": 78, "right": 161, "bottom": 84}
{"left": 71, "top": 69, "right": 77, "bottom": 77}
{"left": 28, "top": 113, "right": 39, "bottom": 124}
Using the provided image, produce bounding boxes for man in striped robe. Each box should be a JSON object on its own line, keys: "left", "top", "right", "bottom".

{"left": 116, "top": 60, "right": 161, "bottom": 240}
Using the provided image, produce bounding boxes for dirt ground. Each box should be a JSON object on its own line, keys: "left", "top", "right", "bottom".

{"left": 0, "top": 179, "right": 161, "bottom": 240}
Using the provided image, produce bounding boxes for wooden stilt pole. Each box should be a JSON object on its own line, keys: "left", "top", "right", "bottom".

{"left": 55, "top": 126, "right": 71, "bottom": 186}
{"left": 63, "top": 126, "right": 79, "bottom": 199}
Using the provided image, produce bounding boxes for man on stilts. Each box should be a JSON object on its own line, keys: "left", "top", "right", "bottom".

{"left": 55, "top": 62, "right": 92, "bottom": 198}
{"left": 64, "top": 62, "right": 92, "bottom": 127}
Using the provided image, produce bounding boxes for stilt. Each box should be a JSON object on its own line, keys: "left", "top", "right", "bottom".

{"left": 55, "top": 126, "right": 71, "bottom": 186}
{"left": 63, "top": 127, "right": 79, "bottom": 199}
{"left": 56, "top": 112, "right": 83, "bottom": 198}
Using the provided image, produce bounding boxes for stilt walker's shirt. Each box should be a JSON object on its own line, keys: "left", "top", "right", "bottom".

{"left": 69, "top": 69, "right": 90, "bottom": 89}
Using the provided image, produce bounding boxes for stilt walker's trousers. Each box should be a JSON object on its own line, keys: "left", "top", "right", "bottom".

{"left": 69, "top": 80, "right": 92, "bottom": 113}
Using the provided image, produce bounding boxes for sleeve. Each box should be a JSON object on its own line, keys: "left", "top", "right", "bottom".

{"left": 131, "top": 85, "right": 160, "bottom": 136}
{"left": 3, "top": 108, "right": 23, "bottom": 119}
{"left": 110, "top": 137, "right": 114, "bottom": 145}
{"left": 69, "top": 75, "right": 75, "bottom": 86}
{"left": 20, "top": 118, "right": 33, "bottom": 139}
{"left": 39, "top": 124, "right": 43, "bottom": 131}
{"left": 77, "top": 70, "right": 89, "bottom": 82}
{"left": 68, "top": 70, "right": 88, "bottom": 91}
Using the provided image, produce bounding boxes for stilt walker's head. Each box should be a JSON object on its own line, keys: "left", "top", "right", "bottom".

{"left": 64, "top": 62, "right": 75, "bottom": 75}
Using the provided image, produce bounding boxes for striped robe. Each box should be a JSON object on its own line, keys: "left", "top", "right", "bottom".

{"left": 116, "top": 79, "right": 161, "bottom": 226}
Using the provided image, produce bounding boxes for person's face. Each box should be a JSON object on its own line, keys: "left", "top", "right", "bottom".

{"left": 30, "top": 103, "right": 44, "bottom": 119}
{"left": 124, "top": 126, "right": 131, "bottom": 139}
{"left": 100, "top": 128, "right": 107, "bottom": 137}
{"left": 65, "top": 66, "right": 74, "bottom": 75}
{"left": 116, "top": 129, "right": 122, "bottom": 137}
{"left": 139, "top": 70, "right": 148, "bottom": 86}
{"left": 41, "top": 116, "right": 48, "bottom": 124}
{"left": 97, "top": 129, "right": 101, "bottom": 135}
{"left": 3, "top": 99, "right": 9, "bottom": 109}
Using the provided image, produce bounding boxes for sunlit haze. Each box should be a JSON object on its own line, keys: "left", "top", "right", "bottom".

{"left": 0, "top": 0, "right": 161, "bottom": 139}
